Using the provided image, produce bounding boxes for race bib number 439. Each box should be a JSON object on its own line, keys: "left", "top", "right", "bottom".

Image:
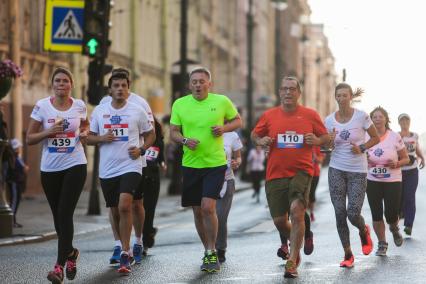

{"left": 48, "top": 133, "right": 76, "bottom": 153}
{"left": 277, "top": 132, "right": 304, "bottom": 149}
{"left": 104, "top": 124, "right": 129, "bottom": 141}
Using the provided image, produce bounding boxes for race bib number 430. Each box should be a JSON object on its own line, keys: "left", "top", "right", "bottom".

{"left": 104, "top": 124, "right": 129, "bottom": 141}
{"left": 369, "top": 166, "right": 391, "bottom": 178}
{"left": 48, "top": 133, "right": 76, "bottom": 153}
{"left": 277, "top": 132, "right": 304, "bottom": 149}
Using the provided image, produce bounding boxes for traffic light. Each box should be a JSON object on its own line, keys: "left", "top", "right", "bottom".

{"left": 82, "top": 0, "right": 111, "bottom": 58}
{"left": 87, "top": 59, "right": 113, "bottom": 105}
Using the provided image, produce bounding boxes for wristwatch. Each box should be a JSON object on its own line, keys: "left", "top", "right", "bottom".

{"left": 139, "top": 147, "right": 146, "bottom": 156}
{"left": 359, "top": 144, "right": 367, "bottom": 153}
{"left": 182, "top": 138, "right": 188, "bottom": 145}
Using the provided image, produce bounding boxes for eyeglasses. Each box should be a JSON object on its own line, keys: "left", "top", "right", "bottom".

{"left": 279, "top": 87, "right": 298, "bottom": 93}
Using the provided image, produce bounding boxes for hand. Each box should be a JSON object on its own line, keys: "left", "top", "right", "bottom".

{"left": 387, "top": 160, "right": 399, "bottom": 169}
{"left": 79, "top": 129, "right": 89, "bottom": 145}
{"left": 304, "top": 133, "right": 318, "bottom": 145}
{"left": 419, "top": 158, "right": 425, "bottom": 169}
{"left": 211, "top": 125, "right": 224, "bottom": 137}
{"left": 128, "top": 146, "right": 140, "bottom": 160}
{"left": 160, "top": 161, "right": 167, "bottom": 172}
{"left": 327, "top": 128, "right": 337, "bottom": 149}
{"left": 185, "top": 138, "right": 200, "bottom": 150}
{"left": 49, "top": 119, "right": 64, "bottom": 136}
{"left": 102, "top": 129, "right": 115, "bottom": 143}
{"left": 230, "top": 159, "right": 240, "bottom": 170}
{"left": 350, "top": 143, "right": 363, "bottom": 154}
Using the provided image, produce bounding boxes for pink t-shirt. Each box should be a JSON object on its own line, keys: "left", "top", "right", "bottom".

{"left": 366, "top": 130, "right": 405, "bottom": 182}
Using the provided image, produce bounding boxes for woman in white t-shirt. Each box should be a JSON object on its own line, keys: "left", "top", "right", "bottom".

{"left": 215, "top": 131, "right": 243, "bottom": 263}
{"left": 366, "top": 107, "right": 409, "bottom": 256}
{"left": 324, "top": 83, "right": 379, "bottom": 268}
{"left": 398, "top": 113, "right": 425, "bottom": 236}
{"left": 26, "top": 67, "right": 88, "bottom": 283}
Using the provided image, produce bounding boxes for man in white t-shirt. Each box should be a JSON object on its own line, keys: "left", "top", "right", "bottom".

{"left": 99, "top": 68, "right": 155, "bottom": 264}
{"left": 88, "top": 72, "right": 155, "bottom": 274}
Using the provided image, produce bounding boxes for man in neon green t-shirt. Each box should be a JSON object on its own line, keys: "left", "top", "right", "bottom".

{"left": 170, "top": 66, "right": 242, "bottom": 273}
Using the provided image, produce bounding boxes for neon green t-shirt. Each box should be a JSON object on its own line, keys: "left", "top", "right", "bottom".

{"left": 170, "top": 93, "right": 238, "bottom": 168}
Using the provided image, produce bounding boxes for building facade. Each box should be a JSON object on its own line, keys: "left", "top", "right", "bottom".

{"left": 0, "top": 0, "right": 336, "bottom": 194}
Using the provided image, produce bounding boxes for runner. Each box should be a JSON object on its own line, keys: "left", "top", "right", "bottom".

{"left": 247, "top": 145, "right": 265, "bottom": 203}
{"left": 309, "top": 146, "right": 325, "bottom": 222}
{"left": 100, "top": 68, "right": 155, "bottom": 265}
{"left": 216, "top": 130, "right": 243, "bottom": 263}
{"left": 170, "top": 66, "right": 242, "bottom": 273}
{"left": 398, "top": 113, "right": 425, "bottom": 235}
{"left": 251, "top": 76, "right": 330, "bottom": 278}
{"left": 88, "top": 71, "right": 155, "bottom": 274}
{"left": 324, "top": 83, "right": 379, "bottom": 268}
{"left": 26, "top": 67, "right": 88, "bottom": 283}
{"left": 142, "top": 116, "right": 167, "bottom": 255}
{"left": 366, "top": 107, "right": 409, "bottom": 256}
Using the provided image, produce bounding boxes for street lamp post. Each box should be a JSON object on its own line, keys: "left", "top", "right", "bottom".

{"left": 246, "top": 0, "right": 254, "bottom": 132}
{"left": 271, "top": 0, "right": 288, "bottom": 105}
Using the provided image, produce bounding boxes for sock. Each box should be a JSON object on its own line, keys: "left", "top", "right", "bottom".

{"left": 304, "top": 212, "right": 311, "bottom": 238}
{"left": 134, "top": 236, "right": 142, "bottom": 245}
{"left": 206, "top": 249, "right": 215, "bottom": 255}
{"left": 115, "top": 240, "right": 122, "bottom": 247}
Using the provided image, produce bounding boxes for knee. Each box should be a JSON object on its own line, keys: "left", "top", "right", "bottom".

{"left": 119, "top": 204, "right": 132, "bottom": 215}
{"left": 132, "top": 200, "right": 144, "bottom": 212}
{"left": 290, "top": 201, "right": 305, "bottom": 223}
{"left": 347, "top": 212, "right": 360, "bottom": 225}
{"left": 201, "top": 203, "right": 215, "bottom": 216}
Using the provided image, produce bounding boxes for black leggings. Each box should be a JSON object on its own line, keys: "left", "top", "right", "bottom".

{"left": 41, "top": 164, "right": 87, "bottom": 266}
{"left": 251, "top": 170, "right": 263, "bottom": 195}
{"left": 142, "top": 167, "right": 160, "bottom": 244}
{"left": 366, "top": 180, "right": 401, "bottom": 223}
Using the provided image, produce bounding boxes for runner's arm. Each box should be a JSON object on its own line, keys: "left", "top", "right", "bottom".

{"left": 26, "top": 118, "right": 62, "bottom": 145}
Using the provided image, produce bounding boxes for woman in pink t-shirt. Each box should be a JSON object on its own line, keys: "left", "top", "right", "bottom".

{"left": 366, "top": 107, "right": 409, "bottom": 256}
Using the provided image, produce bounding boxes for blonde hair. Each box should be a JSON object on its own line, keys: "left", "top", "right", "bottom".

{"left": 335, "top": 83, "right": 363, "bottom": 99}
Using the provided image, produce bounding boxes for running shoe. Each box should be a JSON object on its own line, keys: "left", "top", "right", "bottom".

{"left": 404, "top": 226, "right": 412, "bottom": 236}
{"left": 47, "top": 264, "right": 64, "bottom": 284}
{"left": 391, "top": 226, "right": 403, "bottom": 247}
{"left": 65, "top": 248, "right": 79, "bottom": 280}
{"left": 375, "top": 241, "right": 388, "bottom": 256}
{"left": 110, "top": 245, "right": 121, "bottom": 264}
{"left": 200, "top": 253, "right": 209, "bottom": 271}
{"left": 133, "top": 244, "right": 143, "bottom": 264}
{"left": 304, "top": 231, "right": 314, "bottom": 255}
{"left": 360, "top": 225, "right": 373, "bottom": 255}
{"left": 142, "top": 247, "right": 148, "bottom": 256}
{"left": 340, "top": 254, "right": 354, "bottom": 268}
{"left": 206, "top": 251, "right": 220, "bottom": 273}
{"left": 284, "top": 260, "right": 298, "bottom": 278}
{"left": 118, "top": 252, "right": 131, "bottom": 274}
{"left": 310, "top": 212, "right": 315, "bottom": 222}
{"left": 217, "top": 249, "right": 226, "bottom": 263}
{"left": 277, "top": 244, "right": 290, "bottom": 260}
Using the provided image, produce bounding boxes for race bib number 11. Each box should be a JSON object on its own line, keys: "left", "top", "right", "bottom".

{"left": 277, "top": 132, "right": 304, "bottom": 149}
{"left": 104, "top": 124, "right": 129, "bottom": 141}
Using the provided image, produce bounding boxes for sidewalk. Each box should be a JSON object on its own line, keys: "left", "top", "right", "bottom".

{"left": 0, "top": 176, "right": 252, "bottom": 247}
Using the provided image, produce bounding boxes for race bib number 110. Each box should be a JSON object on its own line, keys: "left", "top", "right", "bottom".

{"left": 277, "top": 132, "right": 304, "bottom": 149}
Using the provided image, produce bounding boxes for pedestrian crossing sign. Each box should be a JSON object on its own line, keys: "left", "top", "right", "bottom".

{"left": 44, "top": 0, "right": 84, "bottom": 52}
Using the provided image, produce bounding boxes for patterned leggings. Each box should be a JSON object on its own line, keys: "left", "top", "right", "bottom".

{"left": 328, "top": 167, "right": 367, "bottom": 248}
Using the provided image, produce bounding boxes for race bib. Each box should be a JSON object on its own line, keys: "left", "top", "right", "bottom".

{"left": 277, "top": 131, "right": 304, "bottom": 149}
{"left": 47, "top": 132, "right": 76, "bottom": 153}
{"left": 104, "top": 124, "right": 129, "bottom": 141}
{"left": 146, "top": 146, "right": 160, "bottom": 162}
{"left": 369, "top": 165, "right": 391, "bottom": 178}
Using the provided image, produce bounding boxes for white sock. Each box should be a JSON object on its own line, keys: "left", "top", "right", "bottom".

{"left": 134, "top": 236, "right": 142, "bottom": 245}
{"left": 114, "top": 240, "right": 122, "bottom": 247}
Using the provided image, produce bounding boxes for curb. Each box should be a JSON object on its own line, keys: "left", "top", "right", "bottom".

{"left": 0, "top": 184, "right": 252, "bottom": 247}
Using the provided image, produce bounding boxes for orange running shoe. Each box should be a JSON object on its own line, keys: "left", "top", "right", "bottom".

{"left": 340, "top": 254, "right": 354, "bottom": 268}
{"left": 360, "top": 224, "right": 373, "bottom": 255}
